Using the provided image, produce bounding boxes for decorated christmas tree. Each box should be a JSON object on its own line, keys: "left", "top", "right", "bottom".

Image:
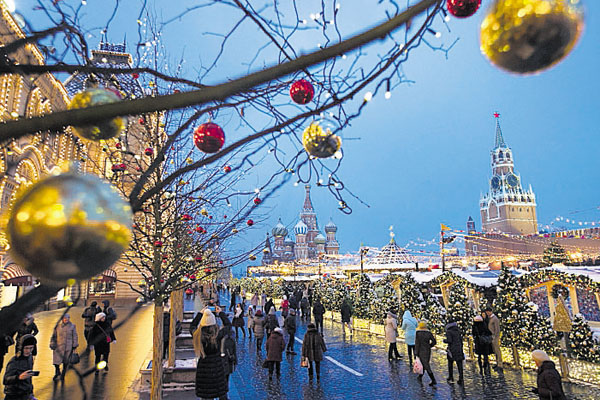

{"left": 371, "top": 274, "right": 399, "bottom": 323}
{"left": 421, "top": 288, "right": 446, "bottom": 334}
{"left": 568, "top": 314, "right": 600, "bottom": 363}
{"left": 494, "top": 264, "right": 531, "bottom": 348}
{"left": 446, "top": 282, "right": 475, "bottom": 336}
{"left": 543, "top": 240, "right": 569, "bottom": 266}
{"left": 350, "top": 273, "right": 375, "bottom": 319}
{"left": 398, "top": 273, "right": 425, "bottom": 318}
{"left": 522, "top": 302, "right": 557, "bottom": 353}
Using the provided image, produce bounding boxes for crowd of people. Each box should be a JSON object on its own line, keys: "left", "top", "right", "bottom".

{"left": 0, "top": 300, "right": 118, "bottom": 399}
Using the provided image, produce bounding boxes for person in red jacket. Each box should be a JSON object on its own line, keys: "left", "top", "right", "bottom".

{"left": 266, "top": 327, "right": 285, "bottom": 380}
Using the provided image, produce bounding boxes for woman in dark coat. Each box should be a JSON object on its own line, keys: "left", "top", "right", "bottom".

{"left": 301, "top": 323, "right": 327, "bottom": 381}
{"left": 340, "top": 299, "right": 352, "bottom": 336}
{"left": 194, "top": 309, "right": 228, "bottom": 400}
{"left": 89, "top": 312, "right": 114, "bottom": 374}
{"left": 266, "top": 327, "right": 285, "bottom": 380}
{"left": 531, "top": 350, "right": 567, "bottom": 400}
{"left": 472, "top": 315, "right": 493, "bottom": 374}
{"left": 414, "top": 321, "right": 437, "bottom": 385}
{"left": 231, "top": 303, "right": 246, "bottom": 338}
{"left": 444, "top": 320, "right": 465, "bottom": 384}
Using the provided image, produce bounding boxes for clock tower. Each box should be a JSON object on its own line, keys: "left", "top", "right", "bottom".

{"left": 480, "top": 114, "right": 537, "bottom": 235}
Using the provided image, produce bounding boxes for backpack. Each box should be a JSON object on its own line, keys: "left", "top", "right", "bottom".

{"left": 220, "top": 333, "right": 237, "bottom": 375}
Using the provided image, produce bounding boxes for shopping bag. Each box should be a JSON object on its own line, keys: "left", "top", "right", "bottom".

{"left": 69, "top": 351, "right": 80, "bottom": 365}
{"left": 413, "top": 357, "right": 423, "bottom": 374}
{"left": 300, "top": 357, "right": 309, "bottom": 368}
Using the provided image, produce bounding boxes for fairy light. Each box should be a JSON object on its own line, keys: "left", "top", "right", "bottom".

{"left": 363, "top": 91, "right": 373, "bottom": 102}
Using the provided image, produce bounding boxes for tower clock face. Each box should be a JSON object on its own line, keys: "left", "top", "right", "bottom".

{"left": 491, "top": 176, "right": 501, "bottom": 190}
{"left": 506, "top": 173, "right": 519, "bottom": 188}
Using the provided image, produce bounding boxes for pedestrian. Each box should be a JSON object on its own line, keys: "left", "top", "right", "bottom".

{"left": 284, "top": 309, "right": 297, "bottom": 354}
{"left": 190, "top": 310, "right": 203, "bottom": 336}
{"left": 340, "top": 299, "right": 353, "bottom": 337}
{"left": 385, "top": 311, "right": 402, "bottom": 361}
{"left": 472, "top": 315, "right": 493, "bottom": 375}
{"left": 102, "top": 300, "right": 117, "bottom": 331}
{"left": 250, "top": 293, "right": 258, "bottom": 310}
{"left": 485, "top": 307, "right": 503, "bottom": 369}
{"left": 3, "top": 334, "right": 36, "bottom": 400}
{"left": 266, "top": 327, "right": 285, "bottom": 380}
{"left": 261, "top": 293, "right": 267, "bottom": 311}
{"left": 265, "top": 307, "right": 279, "bottom": 338}
{"left": 301, "top": 323, "right": 327, "bottom": 381}
{"left": 312, "top": 298, "right": 325, "bottom": 335}
{"left": 89, "top": 312, "right": 114, "bottom": 374}
{"left": 264, "top": 298, "right": 275, "bottom": 316}
{"left": 249, "top": 309, "right": 266, "bottom": 352}
{"left": 15, "top": 314, "right": 39, "bottom": 355}
{"left": 247, "top": 306, "right": 254, "bottom": 339}
{"left": 232, "top": 303, "right": 246, "bottom": 338}
{"left": 0, "top": 332, "right": 15, "bottom": 374}
{"left": 531, "top": 349, "right": 567, "bottom": 400}
{"left": 401, "top": 310, "right": 418, "bottom": 365}
{"left": 193, "top": 309, "right": 228, "bottom": 400}
{"left": 414, "top": 320, "right": 437, "bottom": 386}
{"left": 49, "top": 314, "right": 78, "bottom": 381}
{"left": 229, "top": 290, "right": 237, "bottom": 312}
{"left": 215, "top": 307, "right": 237, "bottom": 387}
{"left": 281, "top": 295, "right": 290, "bottom": 318}
{"left": 444, "top": 319, "right": 465, "bottom": 385}
{"left": 81, "top": 301, "right": 101, "bottom": 349}
{"left": 300, "top": 296, "right": 310, "bottom": 322}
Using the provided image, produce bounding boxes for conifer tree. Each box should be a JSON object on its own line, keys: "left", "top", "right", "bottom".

{"left": 543, "top": 241, "right": 569, "bottom": 266}
{"left": 446, "top": 282, "right": 475, "bottom": 336}
{"left": 568, "top": 314, "right": 600, "bottom": 363}
{"left": 351, "top": 273, "right": 375, "bottom": 319}
{"left": 371, "top": 275, "right": 399, "bottom": 323}
{"left": 421, "top": 288, "right": 445, "bottom": 334}
{"left": 522, "top": 303, "right": 557, "bottom": 353}
{"left": 494, "top": 264, "right": 531, "bottom": 348}
{"left": 398, "top": 273, "right": 424, "bottom": 318}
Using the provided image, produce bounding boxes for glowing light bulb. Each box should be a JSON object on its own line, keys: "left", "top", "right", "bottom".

{"left": 384, "top": 91, "right": 391, "bottom": 99}
{"left": 364, "top": 92, "right": 373, "bottom": 102}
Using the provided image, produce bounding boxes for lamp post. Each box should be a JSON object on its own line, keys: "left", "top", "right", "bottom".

{"left": 360, "top": 247, "right": 369, "bottom": 275}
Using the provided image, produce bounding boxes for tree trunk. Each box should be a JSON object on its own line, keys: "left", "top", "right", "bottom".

{"left": 511, "top": 343, "right": 520, "bottom": 368}
{"left": 168, "top": 291, "right": 178, "bottom": 367}
{"left": 151, "top": 302, "right": 164, "bottom": 400}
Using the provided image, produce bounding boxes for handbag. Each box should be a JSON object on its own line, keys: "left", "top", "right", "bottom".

{"left": 69, "top": 351, "right": 80, "bottom": 365}
{"left": 446, "top": 349, "right": 453, "bottom": 360}
{"left": 413, "top": 357, "right": 423, "bottom": 374}
{"left": 481, "top": 335, "right": 493, "bottom": 345}
{"left": 300, "top": 357, "right": 309, "bottom": 368}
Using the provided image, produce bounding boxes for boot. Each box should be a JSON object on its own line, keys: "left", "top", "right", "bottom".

{"left": 417, "top": 374, "right": 423, "bottom": 383}
{"left": 53, "top": 366, "right": 61, "bottom": 381}
{"left": 428, "top": 372, "right": 437, "bottom": 386}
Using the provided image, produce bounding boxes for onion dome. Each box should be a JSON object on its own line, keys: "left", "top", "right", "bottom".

{"left": 272, "top": 218, "right": 288, "bottom": 237}
{"left": 325, "top": 219, "right": 337, "bottom": 233}
{"left": 284, "top": 238, "right": 295, "bottom": 247}
{"left": 294, "top": 219, "right": 308, "bottom": 235}
{"left": 314, "top": 233, "right": 326, "bottom": 244}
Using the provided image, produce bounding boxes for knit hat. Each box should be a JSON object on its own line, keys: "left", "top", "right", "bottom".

{"left": 290, "top": 309, "right": 296, "bottom": 315}
{"left": 269, "top": 307, "right": 276, "bottom": 315}
{"left": 20, "top": 334, "right": 37, "bottom": 348}
{"left": 102, "top": 300, "right": 110, "bottom": 307}
{"left": 531, "top": 350, "right": 551, "bottom": 363}
{"left": 255, "top": 310, "right": 262, "bottom": 316}
{"left": 95, "top": 312, "right": 106, "bottom": 322}
{"left": 417, "top": 321, "right": 428, "bottom": 330}
{"left": 200, "top": 309, "right": 217, "bottom": 327}
{"left": 474, "top": 315, "right": 483, "bottom": 322}
{"left": 274, "top": 327, "right": 283, "bottom": 334}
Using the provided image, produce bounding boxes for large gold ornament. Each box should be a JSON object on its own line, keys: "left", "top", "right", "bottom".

{"left": 480, "top": 0, "right": 584, "bottom": 74}
{"left": 302, "top": 122, "right": 342, "bottom": 158}
{"left": 553, "top": 296, "right": 573, "bottom": 332}
{"left": 69, "top": 88, "right": 125, "bottom": 140}
{"left": 7, "top": 172, "right": 132, "bottom": 285}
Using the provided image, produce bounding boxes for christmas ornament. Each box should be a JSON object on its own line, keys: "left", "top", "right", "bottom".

{"left": 447, "top": 0, "right": 481, "bottom": 18}
{"left": 144, "top": 148, "right": 154, "bottom": 156}
{"left": 223, "top": 165, "right": 232, "bottom": 173}
{"left": 138, "top": 117, "right": 145, "bottom": 125}
{"left": 69, "top": 88, "right": 125, "bottom": 141}
{"left": 204, "top": 268, "right": 212, "bottom": 273}
{"left": 290, "top": 79, "right": 314, "bottom": 104}
{"left": 182, "top": 214, "right": 192, "bottom": 221}
{"left": 154, "top": 240, "right": 163, "bottom": 247}
{"left": 115, "top": 142, "right": 122, "bottom": 149}
{"left": 201, "top": 208, "right": 208, "bottom": 216}
{"left": 195, "top": 256, "right": 203, "bottom": 262}
{"left": 132, "top": 73, "right": 139, "bottom": 79}
{"left": 111, "top": 163, "right": 126, "bottom": 172}
{"left": 7, "top": 172, "right": 132, "bottom": 285}
{"left": 247, "top": 219, "right": 254, "bottom": 226}
{"left": 249, "top": 254, "right": 257, "bottom": 261}
{"left": 254, "top": 198, "right": 261, "bottom": 205}
{"left": 302, "top": 122, "right": 342, "bottom": 158}
{"left": 194, "top": 122, "right": 225, "bottom": 153}
{"left": 480, "top": 0, "right": 584, "bottom": 74}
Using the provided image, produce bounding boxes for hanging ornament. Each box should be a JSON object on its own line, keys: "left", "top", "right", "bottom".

{"left": 480, "top": 0, "right": 584, "bottom": 74}
{"left": 232, "top": 228, "right": 239, "bottom": 234}
{"left": 115, "top": 142, "right": 122, "bottom": 149}
{"left": 138, "top": 117, "right": 146, "bottom": 125}
{"left": 223, "top": 165, "right": 232, "bottom": 173}
{"left": 302, "top": 122, "right": 342, "bottom": 158}
{"left": 247, "top": 219, "right": 254, "bottom": 226}
{"left": 254, "top": 198, "right": 261, "bottom": 205}
{"left": 249, "top": 254, "right": 257, "bottom": 261}
{"left": 204, "top": 268, "right": 212, "bottom": 273}
{"left": 182, "top": 214, "right": 192, "bottom": 221}
{"left": 132, "top": 73, "right": 140, "bottom": 79}
{"left": 69, "top": 88, "right": 125, "bottom": 141}
{"left": 144, "top": 148, "right": 154, "bottom": 156}
{"left": 195, "top": 256, "right": 203, "bottom": 262}
{"left": 7, "top": 172, "right": 132, "bottom": 285}
{"left": 447, "top": 0, "right": 481, "bottom": 18}
{"left": 194, "top": 122, "right": 225, "bottom": 153}
{"left": 154, "top": 240, "right": 163, "bottom": 247}
{"left": 290, "top": 79, "right": 314, "bottom": 104}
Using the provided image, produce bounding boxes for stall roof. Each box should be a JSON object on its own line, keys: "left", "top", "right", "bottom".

{"left": 546, "top": 265, "right": 600, "bottom": 283}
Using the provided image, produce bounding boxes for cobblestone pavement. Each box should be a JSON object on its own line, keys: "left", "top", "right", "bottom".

{"left": 0, "top": 304, "right": 154, "bottom": 400}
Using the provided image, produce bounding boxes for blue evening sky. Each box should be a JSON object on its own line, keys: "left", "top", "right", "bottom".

{"left": 11, "top": 0, "right": 600, "bottom": 263}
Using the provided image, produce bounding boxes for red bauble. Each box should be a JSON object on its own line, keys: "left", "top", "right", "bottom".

{"left": 182, "top": 214, "right": 192, "bottom": 221}
{"left": 253, "top": 198, "right": 261, "bottom": 205}
{"left": 247, "top": 219, "right": 254, "bottom": 226}
{"left": 115, "top": 142, "right": 122, "bottom": 149}
{"left": 138, "top": 117, "right": 145, "bottom": 125}
{"left": 289, "top": 79, "right": 314, "bottom": 104}
{"left": 219, "top": 260, "right": 223, "bottom": 265}
{"left": 446, "top": 0, "right": 481, "bottom": 18}
{"left": 132, "top": 73, "right": 140, "bottom": 79}
{"left": 195, "top": 256, "right": 203, "bottom": 262}
{"left": 190, "top": 274, "right": 196, "bottom": 280}
{"left": 195, "top": 226, "right": 205, "bottom": 233}
{"left": 194, "top": 122, "right": 225, "bottom": 153}
{"left": 204, "top": 268, "right": 212, "bottom": 273}
{"left": 223, "top": 165, "right": 232, "bottom": 173}
{"left": 154, "top": 240, "right": 163, "bottom": 247}
{"left": 144, "top": 147, "right": 154, "bottom": 156}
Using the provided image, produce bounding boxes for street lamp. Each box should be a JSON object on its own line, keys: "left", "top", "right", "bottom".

{"left": 360, "top": 247, "right": 369, "bottom": 275}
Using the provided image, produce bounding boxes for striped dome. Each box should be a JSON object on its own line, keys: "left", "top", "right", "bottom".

{"left": 294, "top": 219, "right": 308, "bottom": 235}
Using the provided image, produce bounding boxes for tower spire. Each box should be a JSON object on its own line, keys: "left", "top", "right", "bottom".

{"left": 494, "top": 112, "right": 506, "bottom": 149}
{"left": 303, "top": 184, "right": 314, "bottom": 212}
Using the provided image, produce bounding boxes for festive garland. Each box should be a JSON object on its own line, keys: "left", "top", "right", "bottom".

{"left": 551, "top": 284, "right": 570, "bottom": 299}
{"left": 520, "top": 268, "right": 600, "bottom": 293}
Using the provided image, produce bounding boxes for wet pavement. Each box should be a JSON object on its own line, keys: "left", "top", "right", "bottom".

{"left": 0, "top": 304, "right": 154, "bottom": 400}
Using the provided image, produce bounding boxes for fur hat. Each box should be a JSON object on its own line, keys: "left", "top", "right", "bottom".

{"left": 274, "top": 327, "right": 283, "bottom": 334}
{"left": 417, "top": 321, "right": 428, "bottom": 330}
{"left": 474, "top": 315, "right": 483, "bottom": 322}
{"left": 200, "top": 309, "right": 217, "bottom": 327}
{"left": 531, "top": 349, "right": 551, "bottom": 363}
{"left": 20, "top": 334, "right": 37, "bottom": 348}
{"left": 95, "top": 312, "right": 106, "bottom": 322}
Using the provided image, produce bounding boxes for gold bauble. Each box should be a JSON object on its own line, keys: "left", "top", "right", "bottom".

{"left": 69, "top": 88, "right": 125, "bottom": 140}
{"left": 302, "top": 122, "right": 342, "bottom": 158}
{"left": 480, "top": 0, "right": 584, "bottom": 74}
{"left": 7, "top": 172, "right": 132, "bottom": 285}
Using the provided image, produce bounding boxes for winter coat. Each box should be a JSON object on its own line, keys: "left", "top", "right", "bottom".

{"left": 3, "top": 353, "right": 33, "bottom": 397}
{"left": 189, "top": 312, "right": 202, "bottom": 336}
{"left": 15, "top": 322, "right": 38, "bottom": 342}
{"left": 249, "top": 315, "right": 266, "bottom": 338}
{"left": 302, "top": 326, "right": 327, "bottom": 362}
{"left": 385, "top": 314, "right": 399, "bottom": 343}
{"left": 88, "top": 320, "right": 113, "bottom": 355}
{"left": 266, "top": 331, "right": 285, "bottom": 362}
{"left": 536, "top": 361, "right": 567, "bottom": 400}
{"left": 284, "top": 314, "right": 297, "bottom": 334}
{"left": 300, "top": 297, "right": 310, "bottom": 311}
{"left": 247, "top": 308, "right": 254, "bottom": 327}
{"left": 488, "top": 314, "right": 500, "bottom": 338}
{"left": 195, "top": 328, "right": 228, "bottom": 399}
{"left": 50, "top": 321, "right": 79, "bottom": 365}
{"left": 261, "top": 294, "right": 267, "bottom": 307}
{"left": 313, "top": 302, "right": 325, "bottom": 320}
{"left": 103, "top": 306, "right": 117, "bottom": 327}
{"left": 472, "top": 321, "right": 493, "bottom": 356}
{"left": 289, "top": 296, "right": 298, "bottom": 310}
{"left": 217, "top": 326, "right": 237, "bottom": 376}
{"left": 265, "top": 313, "right": 280, "bottom": 333}
{"left": 265, "top": 299, "right": 275, "bottom": 315}
{"left": 281, "top": 299, "right": 289, "bottom": 312}
{"left": 444, "top": 322, "right": 465, "bottom": 361}
{"left": 0, "top": 334, "right": 14, "bottom": 356}
{"left": 341, "top": 302, "right": 352, "bottom": 323}
{"left": 81, "top": 306, "right": 101, "bottom": 329}
{"left": 401, "top": 311, "right": 418, "bottom": 346}
{"left": 232, "top": 307, "right": 245, "bottom": 328}
{"left": 251, "top": 294, "right": 258, "bottom": 307}
{"left": 414, "top": 329, "right": 436, "bottom": 363}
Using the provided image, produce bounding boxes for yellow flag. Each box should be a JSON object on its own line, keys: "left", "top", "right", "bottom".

{"left": 441, "top": 224, "right": 451, "bottom": 232}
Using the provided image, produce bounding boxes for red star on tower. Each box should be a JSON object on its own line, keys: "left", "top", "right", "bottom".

{"left": 493, "top": 112, "right": 500, "bottom": 118}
